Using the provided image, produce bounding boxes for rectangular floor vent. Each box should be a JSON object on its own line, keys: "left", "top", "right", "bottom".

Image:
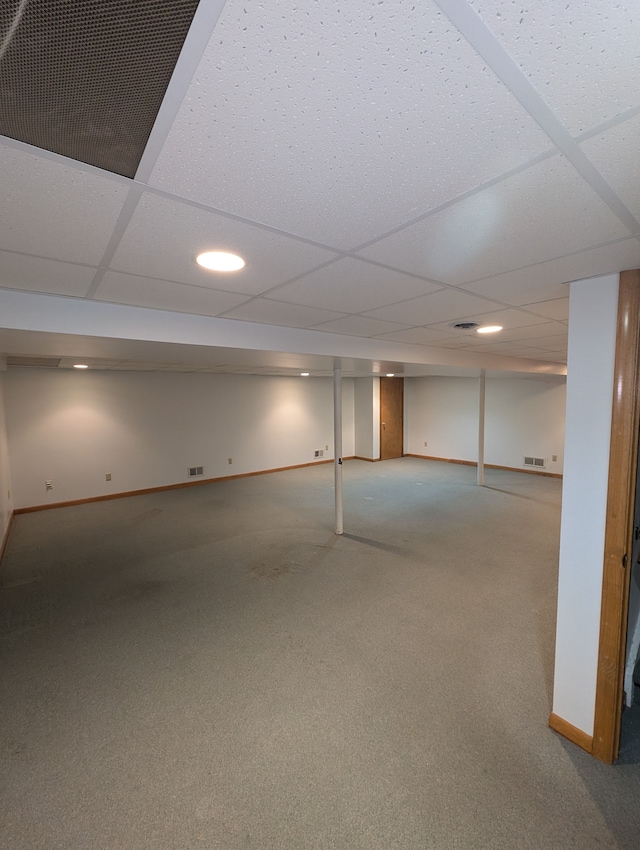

{"left": 523, "top": 456, "right": 546, "bottom": 469}
{"left": 188, "top": 466, "right": 204, "bottom": 477}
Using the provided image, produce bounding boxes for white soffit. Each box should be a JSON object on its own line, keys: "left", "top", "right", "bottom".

{"left": 108, "top": 192, "right": 340, "bottom": 297}
{"left": 467, "top": 1, "right": 640, "bottom": 136}
{"left": 148, "top": 0, "right": 551, "bottom": 248}
{"left": 0, "top": 143, "right": 128, "bottom": 265}
{"left": 357, "top": 155, "right": 629, "bottom": 284}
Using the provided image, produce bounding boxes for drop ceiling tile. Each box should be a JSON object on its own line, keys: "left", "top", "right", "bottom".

{"left": 362, "top": 287, "right": 497, "bottom": 325}
{"left": 461, "top": 240, "right": 640, "bottom": 304}
{"left": 376, "top": 327, "right": 463, "bottom": 346}
{"left": 267, "top": 257, "right": 442, "bottom": 314}
{"left": 311, "top": 316, "right": 412, "bottom": 338}
{"left": 459, "top": 307, "right": 550, "bottom": 329}
{"left": 94, "top": 271, "right": 249, "bottom": 316}
{"left": 110, "top": 192, "right": 340, "bottom": 296}
{"left": 461, "top": 237, "right": 640, "bottom": 304}
{"left": 469, "top": 1, "right": 640, "bottom": 135}
{"left": 0, "top": 145, "right": 128, "bottom": 264}
{"left": 220, "top": 299, "right": 345, "bottom": 328}
{"left": 581, "top": 115, "right": 640, "bottom": 220}
{"left": 519, "top": 298, "right": 569, "bottom": 322}
{"left": 0, "top": 251, "right": 95, "bottom": 297}
{"left": 149, "top": 0, "right": 551, "bottom": 248}
{"left": 357, "top": 156, "right": 628, "bottom": 284}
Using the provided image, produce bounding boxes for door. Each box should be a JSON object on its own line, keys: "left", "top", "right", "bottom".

{"left": 380, "top": 377, "right": 404, "bottom": 460}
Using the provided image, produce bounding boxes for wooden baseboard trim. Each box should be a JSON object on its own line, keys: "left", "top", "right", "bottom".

{"left": 548, "top": 713, "right": 593, "bottom": 753}
{"left": 14, "top": 457, "right": 357, "bottom": 514}
{"left": 403, "top": 453, "right": 562, "bottom": 479}
{"left": 353, "top": 456, "right": 380, "bottom": 462}
{"left": 0, "top": 509, "right": 14, "bottom": 565}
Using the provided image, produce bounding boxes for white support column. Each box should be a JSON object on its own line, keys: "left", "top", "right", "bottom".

{"left": 477, "top": 369, "right": 486, "bottom": 486}
{"left": 333, "top": 363, "right": 344, "bottom": 535}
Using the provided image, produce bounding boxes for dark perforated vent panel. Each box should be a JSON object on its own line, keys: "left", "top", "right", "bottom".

{"left": 0, "top": 0, "right": 201, "bottom": 177}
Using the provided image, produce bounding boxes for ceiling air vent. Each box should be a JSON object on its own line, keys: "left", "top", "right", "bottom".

{"left": 523, "top": 456, "right": 546, "bottom": 469}
{"left": 0, "top": 0, "right": 201, "bottom": 177}
{"left": 6, "top": 356, "right": 62, "bottom": 368}
{"left": 451, "top": 321, "right": 480, "bottom": 331}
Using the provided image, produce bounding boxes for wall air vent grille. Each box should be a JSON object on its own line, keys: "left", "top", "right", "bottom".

{"left": 523, "top": 456, "right": 546, "bottom": 468}
{"left": 0, "top": 0, "right": 201, "bottom": 177}
{"left": 188, "top": 466, "right": 204, "bottom": 477}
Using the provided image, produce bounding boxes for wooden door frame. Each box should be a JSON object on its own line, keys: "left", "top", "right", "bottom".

{"left": 379, "top": 376, "right": 404, "bottom": 460}
{"left": 592, "top": 270, "right": 640, "bottom": 762}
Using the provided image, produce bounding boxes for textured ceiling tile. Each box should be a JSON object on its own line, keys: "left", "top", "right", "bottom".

{"left": 311, "top": 316, "right": 412, "bottom": 337}
{"left": 581, "top": 115, "right": 640, "bottom": 219}
{"left": 267, "top": 257, "right": 442, "bottom": 313}
{"left": 110, "top": 193, "right": 339, "bottom": 296}
{"left": 460, "top": 237, "right": 640, "bottom": 304}
{"left": 149, "top": 0, "right": 551, "bottom": 248}
{"left": 362, "top": 287, "right": 496, "bottom": 325}
{"left": 463, "top": 307, "right": 550, "bottom": 329}
{"left": 0, "top": 251, "right": 95, "bottom": 297}
{"left": 0, "top": 145, "right": 128, "bottom": 264}
{"left": 519, "top": 298, "right": 569, "bottom": 322}
{"left": 357, "top": 156, "right": 628, "bottom": 284}
{"left": 376, "top": 327, "right": 464, "bottom": 345}
{"left": 220, "top": 299, "right": 345, "bottom": 328}
{"left": 469, "top": 1, "right": 640, "bottom": 135}
{"left": 94, "top": 271, "right": 249, "bottom": 316}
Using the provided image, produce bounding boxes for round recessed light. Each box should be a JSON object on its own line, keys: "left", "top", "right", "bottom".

{"left": 73, "top": 364, "right": 88, "bottom": 369}
{"left": 300, "top": 372, "right": 310, "bottom": 377}
{"left": 476, "top": 325, "right": 503, "bottom": 334}
{"left": 196, "top": 251, "right": 245, "bottom": 272}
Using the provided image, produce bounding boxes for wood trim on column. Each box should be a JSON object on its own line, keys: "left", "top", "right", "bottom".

{"left": 592, "top": 270, "right": 640, "bottom": 763}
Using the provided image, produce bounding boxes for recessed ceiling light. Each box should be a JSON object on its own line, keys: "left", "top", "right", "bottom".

{"left": 196, "top": 251, "right": 245, "bottom": 272}
{"left": 300, "top": 372, "right": 310, "bottom": 377}
{"left": 476, "top": 325, "right": 503, "bottom": 334}
{"left": 73, "top": 364, "right": 88, "bottom": 369}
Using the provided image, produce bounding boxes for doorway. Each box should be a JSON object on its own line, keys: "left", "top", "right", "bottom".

{"left": 380, "top": 377, "right": 404, "bottom": 460}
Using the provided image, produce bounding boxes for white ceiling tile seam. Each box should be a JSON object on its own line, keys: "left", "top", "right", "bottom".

{"left": 433, "top": 0, "right": 640, "bottom": 236}
{"left": 85, "top": 186, "right": 145, "bottom": 300}
{"left": 134, "top": 0, "right": 229, "bottom": 183}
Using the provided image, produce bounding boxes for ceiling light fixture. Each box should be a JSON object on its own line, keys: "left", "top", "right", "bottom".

{"left": 386, "top": 373, "right": 395, "bottom": 377}
{"left": 476, "top": 325, "right": 503, "bottom": 334}
{"left": 73, "top": 364, "right": 88, "bottom": 369}
{"left": 196, "top": 251, "right": 245, "bottom": 272}
{"left": 300, "top": 372, "right": 310, "bottom": 377}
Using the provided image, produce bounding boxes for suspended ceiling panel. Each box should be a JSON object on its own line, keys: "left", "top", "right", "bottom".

{"left": 468, "top": 1, "right": 639, "bottom": 135}
{"left": 0, "top": 144, "right": 128, "bottom": 264}
{"left": 0, "top": 251, "right": 96, "bottom": 297}
{"left": 0, "top": 0, "right": 201, "bottom": 177}
{"left": 356, "top": 156, "right": 629, "bottom": 285}
{"left": 148, "top": 0, "right": 552, "bottom": 248}
{"left": 109, "top": 192, "right": 341, "bottom": 297}
{"left": 581, "top": 116, "right": 640, "bottom": 220}
{"left": 207, "top": 299, "right": 346, "bottom": 329}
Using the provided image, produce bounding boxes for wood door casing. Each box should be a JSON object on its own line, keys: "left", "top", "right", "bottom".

{"left": 380, "top": 377, "right": 404, "bottom": 459}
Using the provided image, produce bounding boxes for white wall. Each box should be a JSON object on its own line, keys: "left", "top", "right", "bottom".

{"left": 552, "top": 273, "right": 619, "bottom": 736}
{"left": 4, "top": 370, "right": 355, "bottom": 509}
{"left": 405, "top": 375, "right": 566, "bottom": 473}
{"left": 354, "top": 377, "right": 380, "bottom": 459}
{"left": 0, "top": 370, "right": 14, "bottom": 546}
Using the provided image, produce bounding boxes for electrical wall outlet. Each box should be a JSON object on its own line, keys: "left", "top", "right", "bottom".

{"left": 45, "top": 480, "right": 53, "bottom": 491}
{"left": 552, "top": 454, "right": 558, "bottom": 462}
{"left": 228, "top": 458, "right": 233, "bottom": 464}
{"left": 105, "top": 473, "right": 112, "bottom": 481}
{"left": 325, "top": 445, "right": 329, "bottom": 451}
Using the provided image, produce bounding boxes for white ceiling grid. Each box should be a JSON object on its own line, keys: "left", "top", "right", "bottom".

{"left": 0, "top": 0, "right": 639, "bottom": 376}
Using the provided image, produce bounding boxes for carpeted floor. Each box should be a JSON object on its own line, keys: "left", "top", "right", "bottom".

{"left": 1, "top": 458, "right": 639, "bottom": 849}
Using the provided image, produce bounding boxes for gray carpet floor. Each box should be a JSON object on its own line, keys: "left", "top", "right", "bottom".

{"left": 1, "top": 458, "right": 639, "bottom": 849}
